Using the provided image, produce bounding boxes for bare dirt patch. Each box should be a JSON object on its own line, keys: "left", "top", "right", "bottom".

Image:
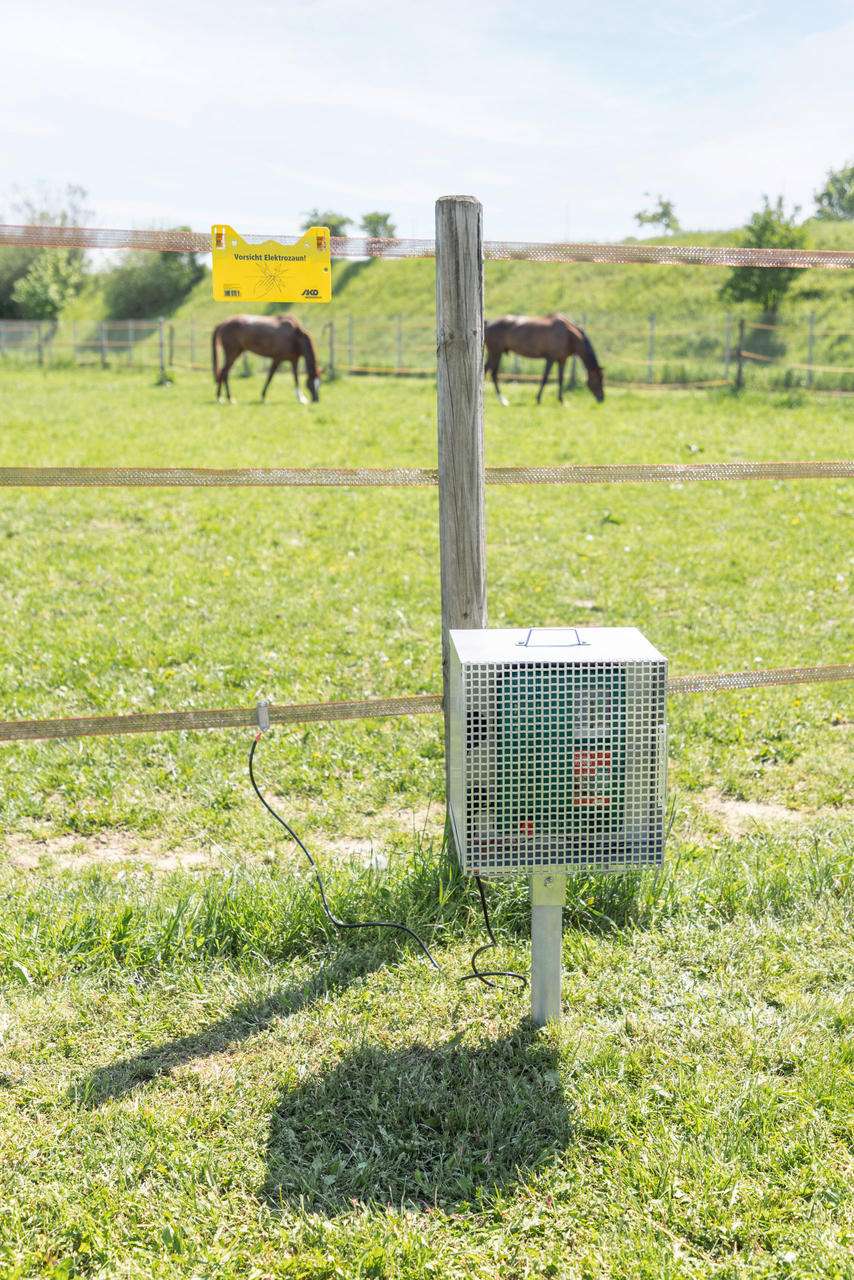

{"left": 698, "top": 787, "right": 851, "bottom": 838}
{"left": 3, "top": 831, "right": 216, "bottom": 873}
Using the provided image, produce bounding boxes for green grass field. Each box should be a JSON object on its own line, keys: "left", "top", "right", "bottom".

{"left": 0, "top": 363, "right": 853, "bottom": 1278}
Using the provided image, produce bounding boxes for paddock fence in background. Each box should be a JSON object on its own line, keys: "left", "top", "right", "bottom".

{"left": 5, "top": 310, "right": 854, "bottom": 393}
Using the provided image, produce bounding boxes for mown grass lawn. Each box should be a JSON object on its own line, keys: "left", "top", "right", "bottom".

{"left": 0, "top": 363, "right": 852, "bottom": 1278}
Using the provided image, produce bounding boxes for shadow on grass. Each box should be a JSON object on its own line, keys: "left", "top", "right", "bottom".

{"left": 263, "top": 1021, "right": 573, "bottom": 1214}
{"left": 65, "top": 952, "right": 375, "bottom": 1110}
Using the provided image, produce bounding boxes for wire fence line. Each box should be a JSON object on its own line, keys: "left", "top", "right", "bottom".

{"left": 3, "top": 222, "right": 854, "bottom": 269}
{"left": 6, "top": 310, "right": 854, "bottom": 392}
{"left": 2, "top": 461, "right": 852, "bottom": 487}
{"left": 2, "top": 666, "right": 852, "bottom": 743}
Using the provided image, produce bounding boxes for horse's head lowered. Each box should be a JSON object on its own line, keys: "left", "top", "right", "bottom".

{"left": 587, "top": 363, "right": 605, "bottom": 402}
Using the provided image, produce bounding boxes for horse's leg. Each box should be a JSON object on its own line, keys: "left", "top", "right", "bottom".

{"left": 485, "top": 350, "right": 509, "bottom": 406}
{"left": 261, "top": 358, "right": 282, "bottom": 401}
{"left": 219, "top": 352, "right": 238, "bottom": 403}
{"left": 291, "top": 358, "right": 308, "bottom": 405}
{"left": 536, "top": 359, "right": 554, "bottom": 404}
{"left": 556, "top": 359, "right": 566, "bottom": 405}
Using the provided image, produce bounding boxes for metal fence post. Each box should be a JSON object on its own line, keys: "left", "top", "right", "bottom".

{"left": 157, "top": 317, "right": 169, "bottom": 384}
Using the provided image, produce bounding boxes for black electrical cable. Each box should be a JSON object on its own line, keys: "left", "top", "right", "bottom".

{"left": 459, "top": 873, "right": 527, "bottom": 991}
{"left": 249, "top": 731, "right": 441, "bottom": 968}
{"left": 248, "top": 731, "right": 527, "bottom": 991}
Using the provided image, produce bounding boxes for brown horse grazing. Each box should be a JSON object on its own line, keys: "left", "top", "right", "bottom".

{"left": 484, "top": 314, "right": 604, "bottom": 406}
{"left": 212, "top": 314, "right": 321, "bottom": 404}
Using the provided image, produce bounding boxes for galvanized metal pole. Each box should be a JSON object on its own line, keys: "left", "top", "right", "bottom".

{"left": 530, "top": 873, "right": 567, "bottom": 1025}
{"left": 436, "top": 195, "right": 486, "bottom": 794}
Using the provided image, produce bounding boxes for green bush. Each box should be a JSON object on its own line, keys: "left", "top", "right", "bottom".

{"left": 103, "top": 239, "right": 205, "bottom": 319}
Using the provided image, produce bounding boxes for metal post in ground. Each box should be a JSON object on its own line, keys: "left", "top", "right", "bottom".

{"left": 157, "top": 317, "right": 170, "bottom": 384}
{"left": 530, "top": 873, "right": 567, "bottom": 1026}
{"left": 736, "top": 318, "right": 745, "bottom": 388}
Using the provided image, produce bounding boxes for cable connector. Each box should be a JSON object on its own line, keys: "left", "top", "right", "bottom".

{"left": 256, "top": 699, "right": 271, "bottom": 734}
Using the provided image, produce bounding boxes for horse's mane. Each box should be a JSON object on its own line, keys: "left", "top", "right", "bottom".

{"left": 550, "top": 313, "right": 599, "bottom": 368}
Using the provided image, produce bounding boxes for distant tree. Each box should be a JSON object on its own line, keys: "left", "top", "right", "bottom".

{"left": 0, "top": 182, "right": 91, "bottom": 318}
{"left": 103, "top": 228, "right": 205, "bottom": 319}
{"left": 813, "top": 161, "right": 854, "bottom": 220}
{"left": 11, "top": 249, "right": 83, "bottom": 321}
{"left": 300, "top": 209, "right": 352, "bottom": 237}
{"left": 719, "top": 196, "right": 807, "bottom": 316}
{"left": 634, "top": 194, "right": 680, "bottom": 235}
{"left": 359, "top": 211, "right": 397, "bottom": 238}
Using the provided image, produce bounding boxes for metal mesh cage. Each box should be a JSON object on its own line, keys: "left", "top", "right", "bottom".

{"left": 448, "top": 628, "right": 667, "bottom": 876}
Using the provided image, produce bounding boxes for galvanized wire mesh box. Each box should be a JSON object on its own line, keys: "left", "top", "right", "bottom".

{"left": 448, "top": 628, "right": 668, "bottom": 876}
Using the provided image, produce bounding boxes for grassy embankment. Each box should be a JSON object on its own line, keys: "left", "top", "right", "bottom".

{"left": 46, "top": 217, "right": 854, "bottom": 391}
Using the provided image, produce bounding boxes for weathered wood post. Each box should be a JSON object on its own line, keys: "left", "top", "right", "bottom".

{"left": 435, "top": 195, "right": 487, "bottom": 796}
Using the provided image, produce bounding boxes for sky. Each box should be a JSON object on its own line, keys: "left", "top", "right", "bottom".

{"left": 2, "top": 0, "right": 853, "bottom": 247}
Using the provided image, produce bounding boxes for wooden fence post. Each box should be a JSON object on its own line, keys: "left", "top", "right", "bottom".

{"left": 435, "top": 195, "right": 487, "bottom": 794}
{"left": 735, "top": 318, "right": 745, "bottom": 388}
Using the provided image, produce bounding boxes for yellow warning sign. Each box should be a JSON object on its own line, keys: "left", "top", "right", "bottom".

{"left": 211, "top": 225, "right": 331, "bottom": 303}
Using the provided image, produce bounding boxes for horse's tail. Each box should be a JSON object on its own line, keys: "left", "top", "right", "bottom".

{"left": 212, "top": 324, "right": 221, "bottom": 383}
